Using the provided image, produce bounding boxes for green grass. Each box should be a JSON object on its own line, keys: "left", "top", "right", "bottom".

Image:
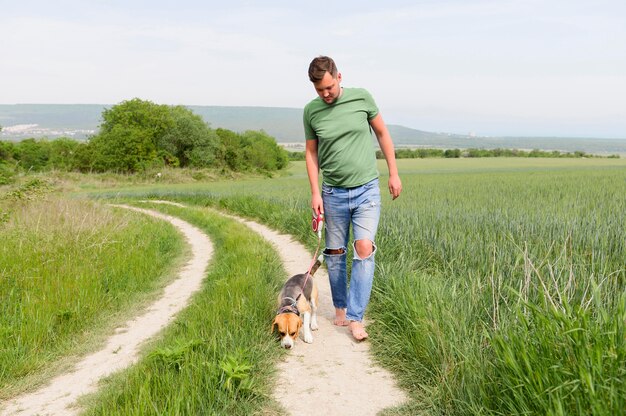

{"left": 94, "top": 158, "right": 626, "bottom": 415}
{"left": 81, "top": 203, "right": 285, "bottom": 415}
{"left": 4, "top": 158, "right": 625, "bottom": 414}
{"left": 0, "top": 195, "right": 184, "bottom": 398}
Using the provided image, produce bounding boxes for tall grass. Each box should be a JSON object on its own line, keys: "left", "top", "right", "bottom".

{"left": 98, "top": 158, "right": 626, "bottom": 415}
{"left": 372, "top": 164, "right": 625, "bottom": 415}
{"left": 0, "top": 196, "right": 184, "bottom": 397}
{"left": 82, "top": 203, "right": 285, "bottom": 415}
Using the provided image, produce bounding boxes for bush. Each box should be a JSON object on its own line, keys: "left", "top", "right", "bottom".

{"left": 48, "top": 138, "right": 81, "bottom": 170}
{"left": 0, "top": 162, "right": 15, "bottom": 185}
{"left": 216, "top": 128, "right": 246, "bottom": 171}
{"left": 0, "top": 141, "right": 16, "bottom": 163}
{"left": 88, "top": 125, "right": 157, "bottom": 173}
{"left": 13, "top": 139, "right": 50, "bottom": 171}
{"left": 240, "top": 130, "right": 288, "bottom": 172}
{"left": 213, "top": 129, "right": 288, "bottom": 173}
{"left": 158, "top": 105, "right": 220, "bottom": 168}
{"left": 444, "top": 148, "right": 461, "bottom": 158}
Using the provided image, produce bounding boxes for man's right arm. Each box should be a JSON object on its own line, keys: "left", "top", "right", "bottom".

{"left": 305, "top": 139, "right": 323, "bottom": 215}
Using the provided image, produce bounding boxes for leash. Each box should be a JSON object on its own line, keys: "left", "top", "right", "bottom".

{"left": 276, "top": 212, "right": 324, "bottom": 316}
{"left": 301, "top": 212, "right": 324, "bottom": 294}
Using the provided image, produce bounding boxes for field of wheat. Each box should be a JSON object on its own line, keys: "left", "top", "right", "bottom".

{"left": 3, "top": 157, "right": 625, "bottom": 415}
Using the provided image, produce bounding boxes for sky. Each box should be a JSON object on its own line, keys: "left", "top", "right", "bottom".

{"left": 1, "top": 0, "right": 625, "bottom": 138}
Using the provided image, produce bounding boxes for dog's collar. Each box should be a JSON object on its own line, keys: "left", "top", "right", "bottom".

{"left": 277, "top": 296, "right": 300, "bottom": 316}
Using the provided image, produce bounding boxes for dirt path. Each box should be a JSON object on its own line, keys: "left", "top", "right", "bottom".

{"left": 1, "top": 205, "right": 213, "bottom": 416}
{"left": 226, "top": 214, "right": 407, "bottom": 415}
{"left": 2, "top": 202, "right": 406, "bottom": 415}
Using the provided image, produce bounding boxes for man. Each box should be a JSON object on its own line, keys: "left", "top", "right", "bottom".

{"left": 304, "top": 56, "right": 402, "bottom": 341}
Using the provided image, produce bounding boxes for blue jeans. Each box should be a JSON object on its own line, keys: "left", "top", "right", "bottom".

{"left": 322, "top": 178, "right": 381, "bottom": 322}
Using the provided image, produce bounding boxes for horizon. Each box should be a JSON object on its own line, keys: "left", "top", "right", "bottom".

{"left": 2, "top": 103, "right": 626, "bottom": 141}
{"left": 2, "top": 0, "right": 625, "bottom": 139}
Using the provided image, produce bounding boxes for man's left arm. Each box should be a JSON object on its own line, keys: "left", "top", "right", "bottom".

{"left": 369, "top": 113, "right": 402, "bottom": 200}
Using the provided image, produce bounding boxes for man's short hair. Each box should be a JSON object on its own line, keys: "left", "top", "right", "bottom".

{"left": 308, "top": 56, "right": 338, "bottom": 82}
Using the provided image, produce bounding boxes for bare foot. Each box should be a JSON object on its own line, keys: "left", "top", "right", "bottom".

{"left": 333, "top": 308, "right": 349, "bottom": 326}
{"left": 349, "top": 321, "right": 369, "bottom": 341}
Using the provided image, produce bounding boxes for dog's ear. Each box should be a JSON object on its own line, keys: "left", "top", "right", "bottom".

{"left": 271, "top": 318, "right": 278, "bottom": 335}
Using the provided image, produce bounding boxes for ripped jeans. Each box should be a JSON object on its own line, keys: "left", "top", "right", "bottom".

{"left": 322, "top": 178, "right": 381, "bottom": 322}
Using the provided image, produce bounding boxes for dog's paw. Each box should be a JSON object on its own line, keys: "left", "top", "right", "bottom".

{"left": 310, "top": 321, "right": 319, "bottom": 331}
{"left": 303, "top": 330, "right": 314, "bottom": 344}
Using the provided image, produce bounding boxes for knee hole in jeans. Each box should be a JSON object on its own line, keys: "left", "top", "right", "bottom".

{"left": 354, "top": 239, "right": 375, "bottom": 260}
{"left": 324, "top": 248, "right": 346, "bottom": 256}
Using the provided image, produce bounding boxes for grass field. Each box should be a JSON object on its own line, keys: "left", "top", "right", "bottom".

{"left": 0, "top": 191, "right": 184, "bottom": 398}
{"left": 90, "top": 158, "right": 625, "bottom": 415}
{"left": 2, "top": 157, "right": 625, "bottom": 415}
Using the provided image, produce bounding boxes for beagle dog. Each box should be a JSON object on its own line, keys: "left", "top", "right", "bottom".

{"left": 272, "top": 256, "right": 323, "bottom": 349}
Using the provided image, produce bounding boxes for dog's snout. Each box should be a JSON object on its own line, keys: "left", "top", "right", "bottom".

{"left": 284, "top": 344, "right": 292, "bottom": 349}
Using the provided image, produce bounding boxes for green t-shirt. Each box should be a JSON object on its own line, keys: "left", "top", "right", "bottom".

{"left": 303, "top": 87, "right": 379, "bottom": 188}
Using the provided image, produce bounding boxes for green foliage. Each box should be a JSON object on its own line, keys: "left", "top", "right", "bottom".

{"left": 13, "top": 138, "right": 50, "bottom": 170}
{"left": 444, "top": 148, "right": 461, "bottom": 158}
{"left": 287, "top": 150, "right": 306, "bottom": 161}
{"left": 216, "top": 128, "right": 246, "bottom": 171}
{"left": 83, "top": 98, "right": 288, "bottom": 174}
{"left": 158, "top": 105, "right": 220, "bottom": 168}
{"left": 0, "top": 142, "right": 16, "bottom": 183}
{"left": 72, "top": 140, "right": 97, "bottom": 172}
{"left": 87, "top": 99, "right": 171, "bottom": 172}
{"left": 148, "top": 339, "right": 204, "bottom": 372}
{"left": 100, "top": 98, "right": 174, "bottom": 139}
{"left": 0, "top": 166, "right": 13, "bottom": 185}
{"left": 213, "top": 128, "right": 288, "bottom": 173}
{"left": 240, "top": 130, "right": 289, "bottom": 172}
{"left": 87, "top": 125, "right": 158, "bottom": 173}
{"left": 0, "top": 140, "right": 16, "bottom": 162}
{"left": 48, "top": 138, "right": 81, "bottom": 170}
{"left": 1, "top": 138, "right": 87, "bottom": 174}
{"left": 219, "top": 349, "right": 255, "bottom": 395}
{"left": 2, "top": 178, "right": 53, "bottom": 201}
{"left": 379, "top": 147, "right": 612, "bottom": 159}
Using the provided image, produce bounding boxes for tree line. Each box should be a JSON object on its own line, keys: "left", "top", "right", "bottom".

{"left": 386, "top": 147, "right": 618, "bottom": 159}
{"left": 286, "top": 146, "right": 618, "bottom": 162}
{"left": 0, "top": 98, "right": 289, "bottom": 184}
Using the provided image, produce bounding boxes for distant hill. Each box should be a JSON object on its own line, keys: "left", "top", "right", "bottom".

{"left": 0, "top": 104, "right": 104, "bottom": 130}
{"left": 1, "top": 104, "right": 625, "bottom": 155}
{"left": 188, "top": 106, "right": 304, "bottom": 142}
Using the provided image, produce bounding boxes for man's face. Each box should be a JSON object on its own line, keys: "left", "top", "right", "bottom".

{"left": 313, "top": 71, "right": 342, "bottom": 104}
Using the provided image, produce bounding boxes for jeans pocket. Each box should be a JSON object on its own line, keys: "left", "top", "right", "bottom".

{"left": 322, "top": 183, "right": 334, "bottom": 195}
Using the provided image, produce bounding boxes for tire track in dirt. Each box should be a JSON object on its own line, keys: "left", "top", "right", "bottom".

{"left": 1, "top": 205, "right": 213, "bottom": 416}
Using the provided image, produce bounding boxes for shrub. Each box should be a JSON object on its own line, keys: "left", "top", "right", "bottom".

{"left": 158, "top": 105, "right": 220, "bottom": 168}
{"left": 48, "top": 138, "right": 81, "bottom": 170}
{"left": 12, "top": 139, "right": 50, "bottom": 171}
{"left": 88, "top": 125, "right": 157, "bottom": 173}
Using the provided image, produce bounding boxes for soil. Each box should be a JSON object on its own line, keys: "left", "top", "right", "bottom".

{"left": 1, "top": 202, "right": 406, "bottom": 415}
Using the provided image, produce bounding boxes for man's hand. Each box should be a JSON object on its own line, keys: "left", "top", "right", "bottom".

{"left": 388, "top": 174, "right": 402, "bottom": 200}
{"left": 311, "top": 193, "right": 324, "bottom": 215}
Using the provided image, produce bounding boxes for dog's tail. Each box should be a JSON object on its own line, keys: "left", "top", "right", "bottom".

{"left": 308, "top": 254, "right": 324, "bottom": 276}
